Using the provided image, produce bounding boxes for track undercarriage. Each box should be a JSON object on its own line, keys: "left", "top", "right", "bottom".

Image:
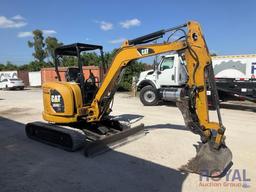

{"left": 26, "top": 119, "right": 145, "bottom": 157}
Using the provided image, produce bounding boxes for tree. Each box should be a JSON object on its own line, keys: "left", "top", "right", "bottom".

{"left": 0, "top": 64, "right": 6, "bottom": 71}
{"left": 60, "top": 56, "right": 78, "bottom": 67}
{"left": 118, "top": 61, "right": 145, "bottom": 91}
{"left": 104, "top": 49, "right": 118, "bottom": 68}
{"left": 99, "top": 49, "right": 146, "bottom": 90}
{"left": 5, "top": 61, "right": 18, "bottom": 70}
{"left": 28, "top": 30, "right": 47, "bottom": 62}
{"left": 81, "top": 52, "right": 101, "bottom": 66}
{"left": 18, "top": 64, "right": 30, "bottom": 71}
{"left": 45, "top": 36, "right": 63, "bottom": 64}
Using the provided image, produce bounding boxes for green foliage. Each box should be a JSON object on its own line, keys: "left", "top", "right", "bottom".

{"left": 5, "top": 61, "right": 18, "bottom": 70}
{"left": 61, "top": 56, "right": 78, "bottom": 67}
{"left": 45, "top": 36, "right": 63, "bottom": 63}
{"left": 81, "top": 52, "right": 102, "bottom": 66}
{"left": 0, "top": 64, "right": 5, "bottom": 71}
{"left": 103, "top": 49, "right": 118, "bottom": 68}
{"left": 0, "top": 61, "right": 53, "bottom": 72}
{"left": 28, "top": 30, "right": 47, "bottom": 62}
{"left": 0, "top": 61, "right": 18, "bottom": 71}
{"left": 17, "top": 64, "right": 30, "bottom": 71}
{"left": 118, "top": 61, "right": 145, "bottom": 91}
{"left": 18, "top": 61, "right": 52, "bottom": 71}
{"left": 25, "top": 29, "right": 63, "bottom": 71}
{"left": 100, "top": 48, "right": 146, "bottom": 91}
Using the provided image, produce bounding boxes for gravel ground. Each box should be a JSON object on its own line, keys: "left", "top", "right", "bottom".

{"left": 0, "top": 88, "right": 255, "bottom": 192}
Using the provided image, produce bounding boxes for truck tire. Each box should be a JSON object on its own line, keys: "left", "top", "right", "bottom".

{"left": 140, "top": 85, "right": 159, "bottom": 106}
{"left": 4, "top": 85, "right": 9, "bottom": 91}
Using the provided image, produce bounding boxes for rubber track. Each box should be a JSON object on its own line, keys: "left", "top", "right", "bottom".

{"left": 25, "top": 121, "right": 86, "bottom": 151}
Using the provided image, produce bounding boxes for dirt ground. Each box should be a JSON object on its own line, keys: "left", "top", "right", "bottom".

{"left": 0, "top": 88, "right": 255, "bottom": 192}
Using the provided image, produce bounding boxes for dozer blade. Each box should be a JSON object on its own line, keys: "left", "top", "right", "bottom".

{"left": 25, "top": 121, "right": 86, "bottom": 151}
{"left": 179, "top": 143, "right": 232, "bottom": 177}
{"left": 84, "top": 123, "right": 145, "bottom": 157}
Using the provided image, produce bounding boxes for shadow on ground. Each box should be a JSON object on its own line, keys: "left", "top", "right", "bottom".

{"left": 0, "top": 116, "right": 187, "bottom": 192}
{"left": 145, "top": 123, "right": 188, "bottom": 131}
{"left": 113, "top": 114, "right": 188, "bottom": 132}
{"left": 0, "top": 88, "right": 30, "bottom": 91}
{"left": 111, "top": 114, "right": 144, "bottom": 124}
{"left": 155, "top": 100, "right": 256, "bottom": 113}
{"left": 158, "top": 101, "right": 177, "bottom": 107}
{"left": 220, "top": 103, "right": 256, "bottom": 112}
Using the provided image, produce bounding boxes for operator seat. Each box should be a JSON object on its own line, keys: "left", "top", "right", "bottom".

{"left": 84, "top": 70, "right": 98, "bottom": 104}
{"left": 65, "top": 67, "right": 98, "bottom": 105}
{"left": 65, "top": 67, "right": 80, "bottom": 83}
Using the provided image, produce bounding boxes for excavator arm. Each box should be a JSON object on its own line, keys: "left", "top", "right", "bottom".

{"left": 86, "top": 21, "right": 222, "bottom": 147}
{"left": 84, "top": 21, "right": 232, "bottom": 176}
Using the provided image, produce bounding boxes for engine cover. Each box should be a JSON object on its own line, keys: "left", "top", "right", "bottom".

{"left": 42, "top": 82, "right": 83, "bottom": 123}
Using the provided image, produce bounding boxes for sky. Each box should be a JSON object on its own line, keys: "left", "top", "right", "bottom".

{"left": 0, "top": 0, "right": 255, "bottom": 65}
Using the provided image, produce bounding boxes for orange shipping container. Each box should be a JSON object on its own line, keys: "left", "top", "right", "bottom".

{"left": 17, "top": 70, "right": 29, "bottom": 86}
{"left": 41, "top": 66, "right": 100, "bottom": 84}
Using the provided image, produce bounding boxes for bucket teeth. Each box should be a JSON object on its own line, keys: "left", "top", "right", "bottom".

{"left": 179, "top": 143, "right": 233, "bottom": 177}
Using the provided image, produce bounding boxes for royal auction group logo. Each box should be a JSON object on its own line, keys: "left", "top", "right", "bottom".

{"left": 199, "top": 169, "right": 251, "bottom": 188}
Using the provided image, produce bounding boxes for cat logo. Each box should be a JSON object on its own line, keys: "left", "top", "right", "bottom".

{"left": 137, "top": 48, "right": 154, "bottom": 55}
{"left": 141, "top": 48, "right": 149, "bottom": 55}
{"left": 50, "top": 90, "right": 64, "bottom": 112}
{"left": 51, "top": 95, "right": 61, "bottom": 103}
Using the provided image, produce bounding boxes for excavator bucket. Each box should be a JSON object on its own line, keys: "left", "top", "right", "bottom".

{"left": 179, "top": 143, "right": 232, "bottom": 177}
{"left": 176, "top": 99, "right": 233, "bottom": 177}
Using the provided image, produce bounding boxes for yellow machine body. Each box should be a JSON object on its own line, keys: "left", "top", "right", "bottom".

{"left": 41, "top": 21, "right": 224, "bottom": 146}
{"left": 25, "top": 21, "right": 232, "bottom": 176}
{"left": 42, "top": 82, "right": 83, "bottom": 123}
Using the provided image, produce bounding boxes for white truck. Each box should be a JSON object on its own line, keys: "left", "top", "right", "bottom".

{"left": 137, "top": 54, "right": 256, "bottom": 105}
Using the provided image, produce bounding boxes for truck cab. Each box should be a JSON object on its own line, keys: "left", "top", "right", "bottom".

{"left": 138, "top": 53, "right": 256, "bottom": 106}
{"left": 137, "top": 54, "right": 188, "bottom": 105}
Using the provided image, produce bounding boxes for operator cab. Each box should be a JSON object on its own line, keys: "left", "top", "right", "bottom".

{"left": 54, "top": 43, "right": 105, "bottom": 105}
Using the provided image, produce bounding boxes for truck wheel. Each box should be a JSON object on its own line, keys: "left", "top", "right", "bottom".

{"left": 5, "top": 85, "right": 9, "bottom": 91}
{"left": 140, "top": 85, "right": 159, "bottom": 106}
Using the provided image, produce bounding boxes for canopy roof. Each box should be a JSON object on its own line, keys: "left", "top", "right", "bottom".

{"left": 55, "top": 43, "right": 103, "bottom": 56}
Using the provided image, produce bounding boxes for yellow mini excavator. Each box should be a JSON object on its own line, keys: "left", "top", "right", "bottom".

{"left": 26, "top": 21, "right": 232, "bottom": 177}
